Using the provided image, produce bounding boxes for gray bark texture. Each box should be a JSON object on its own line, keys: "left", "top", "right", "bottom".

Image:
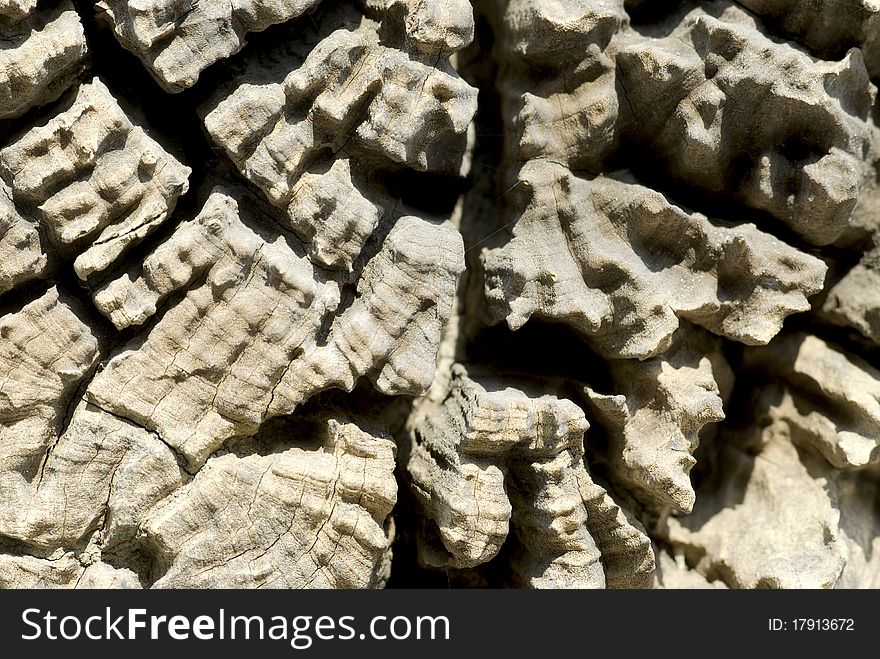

{"left": 0, "top": 0, "right": 879, "bottom": 589}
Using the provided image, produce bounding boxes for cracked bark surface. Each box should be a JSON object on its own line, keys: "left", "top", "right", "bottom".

{"left": 0, "top": 0, "right": 879, "bottom": 589}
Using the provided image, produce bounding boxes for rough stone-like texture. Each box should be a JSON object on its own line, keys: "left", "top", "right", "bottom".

{"left": 283, "top": 158, "right": 382, "bottom": 271}
{"left": 86, "top": 186, "right": 342, "bottom": 458}
{"left": 5, "top": 398, "right": 185, "bottom": 553}
{"left": 666, "top": 433, "right": 848, "bottom": 589}
{"left": 1, "top": 0, "right": 880, "bottom": 590}
{"left": 0, "top": 0, "right": 36, "bottom": 23}
{"left": 95, "top": 0, "right": 324, "bottom": 92}
{"left": 661, "top": 330, "right": 880, "bottom": 588}
{"left": 617, "top": 3, "right": 876, "bottom": 246}
{"left": 201, "top": 2, "right": 478, "bottom": 278}
{"left": 0, "top": 555, "right": 141, "bottom": 588}
{"left": 406, "top": 365, "right": 654, "bottom": 588}
{"left": 0, "top": 1, "right": 87, "bottom": 120}
{"left": 145, "top": 415, "right": 397, "bottom": 588}
{"left": 204, "top": 19, "right": 477, "bottom": 179}
{"left": 480, "top": 162, "right": 827, "bottom": 359}
{"left": 88, "top": 189, "right": 462, "bottom": 469}
{"left": 0, "top": 288, "right": 100, "bottom": 547}
{"left": 743, "top": 333, "right": 880, "bottom": 469}
{"left": 652, "top": 550, "right": 727, "bottom": 590}
{"left": 584, "top": 328, "right": 733, "bottom": 513}
{"left": 737, "top": 0, "right": 880, "bottom": 80}
{"left": 0, "top": 181, "right": 46, "bottom": 294}
{"left": 0, "top": 78, "right": 190, "bottom": 282}
{"left": 490, "top": 0, "right": 627, "bottom": 171}
{"left": 822, "top": 246, "right": 880, "bottom": 344}
{"left": 664, "top": 410, "right": 880, "bottom": 589}
{"left": 0, "top": 287, "right": 183, "bottom": 559}
{"left": 460, "top": 0, "right": 880, "bottom": 590}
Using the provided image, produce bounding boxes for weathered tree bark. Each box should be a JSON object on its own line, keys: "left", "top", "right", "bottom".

{"left": 0, "top": 0, "right": 878, "bottom": 589}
